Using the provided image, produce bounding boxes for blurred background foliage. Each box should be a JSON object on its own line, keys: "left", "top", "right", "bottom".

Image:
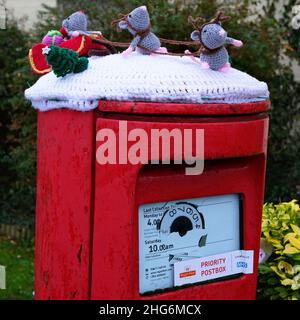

{"left": 0, "top": 0, "right": 300, "bottom": 228}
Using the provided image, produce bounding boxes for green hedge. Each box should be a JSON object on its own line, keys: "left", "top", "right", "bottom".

{"left": 0, "top": 19, "right": 38, "bottom": 227}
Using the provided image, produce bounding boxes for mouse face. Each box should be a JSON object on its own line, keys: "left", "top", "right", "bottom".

{"left": 62, "top": 11, "right": 88, "bottom": 33}
{"left": 118, "top": 6, "right": 150, "bottom": 35}
{"left": 191, "top": 23, "right": 227, "bottom": 49}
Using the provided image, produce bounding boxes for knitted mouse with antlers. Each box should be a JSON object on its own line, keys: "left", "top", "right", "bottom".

{"left": 186, "top": 12, "right": 243, "bottom": 72}
{"left": 112, "top": 6, "right": 167, "bottom": 56}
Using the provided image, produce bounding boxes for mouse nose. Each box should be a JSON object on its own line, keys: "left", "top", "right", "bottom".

{"left": 219, "top": 29, "right": 226, "bottom": 37}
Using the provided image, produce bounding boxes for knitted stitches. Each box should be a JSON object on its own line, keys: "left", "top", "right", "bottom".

{"left": 199, "top": 47, "right": 228, "bottom": 71}
{"left": 44, "top": 45, "right": 89, "bottom": 77}
{"left": 42, "top": 30, "right": 64, "bottom": 46}
{"left": 24, "top": 53, "right": 269, "bottom": 112}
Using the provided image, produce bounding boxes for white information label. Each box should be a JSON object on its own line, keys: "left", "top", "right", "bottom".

{"left": 0, "top": 265, "right": 6, "bottom": 290}
{"left": 139, "top": 194, "right": 241, "bottom": 294}
{"left": 174, "top": 250, "right": 254, "bottom": 287}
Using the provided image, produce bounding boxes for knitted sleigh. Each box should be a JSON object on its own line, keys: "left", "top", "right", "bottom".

{"left": 29, "top": 34, "right": 116, "bottom": 76}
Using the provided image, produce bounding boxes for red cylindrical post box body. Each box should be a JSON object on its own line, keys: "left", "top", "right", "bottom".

{"left": 35, "top": 100, "right": 269, "bottom": 300}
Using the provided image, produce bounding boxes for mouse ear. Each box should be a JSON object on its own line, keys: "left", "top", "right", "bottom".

{"left": 111, "top": 13, "right": 128, "bottom": 31}
{"left": 191, "top": 30, "right": 200, "bottom": 41}
{"left": 118, "top": 20, "right": 128, "bottom": 30}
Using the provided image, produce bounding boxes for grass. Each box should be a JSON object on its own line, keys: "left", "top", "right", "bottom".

{"left": 0, "top": 236, "right": 34, "bottom": 300}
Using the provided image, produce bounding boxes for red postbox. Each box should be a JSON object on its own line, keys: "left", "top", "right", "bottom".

{"left": 35, "top": 99, "right": 269, "bottom": 300}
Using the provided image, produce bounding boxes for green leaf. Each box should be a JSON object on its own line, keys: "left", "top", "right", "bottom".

{"left": 270, "top": 266, "right": 287, "bottom": 279}
{"left": 288, "top": 237, "right": 300, "bottom": 250}
{"left": 278, "top": 260, "right": 294, "bottom": 276}
{"left": 291, "top": 224, "right": 300, "bottom": 236}
{"left": 281, "top": 279, "right": 293, "bottom": 286}
{"left": 283, "top": 245, "right": 300, "bottom": 255}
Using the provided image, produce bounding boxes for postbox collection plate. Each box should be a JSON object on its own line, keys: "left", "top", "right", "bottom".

{"left": 138, "top": 193, "right": 241, "bottom": 294}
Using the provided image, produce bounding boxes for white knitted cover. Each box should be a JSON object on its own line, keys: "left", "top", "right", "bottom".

{"left": 25, "top": 53, "right": 269, "bottom": 111}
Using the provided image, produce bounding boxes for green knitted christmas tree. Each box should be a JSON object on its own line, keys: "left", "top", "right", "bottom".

{"left": 42, "top": 45, "right": 88, "bottom": 77}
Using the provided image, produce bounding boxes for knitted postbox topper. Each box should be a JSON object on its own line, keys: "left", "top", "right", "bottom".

{"left": 25, "top": 54, "right": 269, "bottom": 112}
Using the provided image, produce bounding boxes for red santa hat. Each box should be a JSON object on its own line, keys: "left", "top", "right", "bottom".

{"left": 59, "top": 26, "right": 68, "bottom": 38}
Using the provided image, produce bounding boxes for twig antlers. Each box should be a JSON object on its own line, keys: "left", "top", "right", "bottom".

{"left": 211, "top": 11, "right": 231, "bottom": 24}
{"left": 188, "top": 12, "right": 230, "bottom": 30}
{"left": 188, "top": 15, "right": 205, "bottom": 30}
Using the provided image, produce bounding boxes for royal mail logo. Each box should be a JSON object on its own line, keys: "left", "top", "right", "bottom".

{"left": 180, "top": 266, "right": 196, "bottom": 278}
{"left": 179, "top": 270, "right": 196, "bottom": 278}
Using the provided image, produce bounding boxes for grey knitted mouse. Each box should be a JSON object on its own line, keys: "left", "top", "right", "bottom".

{"left": 61, "top": 11, "right": 88, "bottom": 38}
{"left": 61, "top": 10, "right": 102, "bottom": 38}
{"left": 113, "top": 6, "right": 167, "bottom": 56}
{"left": 186, "top": 12, "right": 243, "bottom": 72}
